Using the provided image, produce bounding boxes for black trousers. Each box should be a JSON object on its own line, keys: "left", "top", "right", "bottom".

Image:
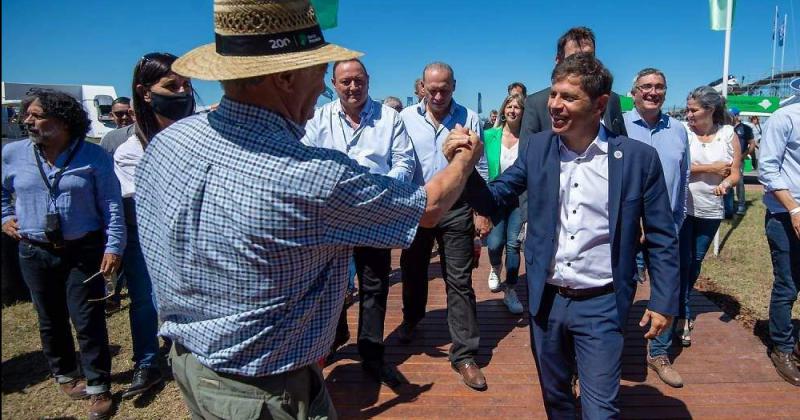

{"left": 335, "top": 246, "right": 393, "bottom": 362}
{"left": 400, "top": 202, "right": 480, "bottom": 365}
{"left": 17, "top": 232, "right": 111, "bottom": 390}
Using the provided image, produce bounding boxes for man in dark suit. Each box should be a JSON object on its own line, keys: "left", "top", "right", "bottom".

{"left": 446, "top": 53, "right": 679, "bottom": 418}
{"left": 521, "top": 26, "right": 627, "bottom": 137}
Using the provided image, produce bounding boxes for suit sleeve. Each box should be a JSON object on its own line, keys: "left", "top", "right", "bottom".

{"left": 464, "top": 137, "right": 529, "bottom": 219}
{"left": 641, "top": 148, "right": 680, "bottom": 316}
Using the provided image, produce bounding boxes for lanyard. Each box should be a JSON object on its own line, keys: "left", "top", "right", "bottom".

{"left": 33, "top": 139, "right": 84, "bottom": 206}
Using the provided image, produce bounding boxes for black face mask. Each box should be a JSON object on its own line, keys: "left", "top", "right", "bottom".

{"left": 150, "top": 91, "right": 195, "bottom": 121}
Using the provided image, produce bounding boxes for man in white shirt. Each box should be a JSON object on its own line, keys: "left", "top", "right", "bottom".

{"left": 302, "top": 58, "right": 415, "bottom": 387}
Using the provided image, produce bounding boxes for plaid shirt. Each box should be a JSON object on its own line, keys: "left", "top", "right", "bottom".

{"left": 135, "top": 97, "right": 426, "bottom": 376}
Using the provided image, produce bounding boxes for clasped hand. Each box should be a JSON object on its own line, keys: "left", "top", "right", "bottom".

{"left": 443, "top": 124, "right": 483, "bottom": 164}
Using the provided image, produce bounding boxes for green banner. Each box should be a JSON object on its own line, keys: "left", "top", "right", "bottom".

{"left": 311, "top": 0, "right": 339, "bottom": 29}
{"left": 620, "top": 96, "right": 634, "bottom": 112}
{"left": 726, "top": 95, "right": 780, "bottom": 114}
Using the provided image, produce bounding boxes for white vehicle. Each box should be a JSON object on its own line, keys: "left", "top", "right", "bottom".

{"left": 2, "top": 82, "right": 118, "bottom": 142}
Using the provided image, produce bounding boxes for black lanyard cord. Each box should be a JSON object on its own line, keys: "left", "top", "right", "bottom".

{"left": 33, "top": 139, "right": 84, "bottom": 205}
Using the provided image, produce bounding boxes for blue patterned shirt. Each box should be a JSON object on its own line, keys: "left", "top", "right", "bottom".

{"left": 135, "top": 97, "right": 426, "bottom": 376}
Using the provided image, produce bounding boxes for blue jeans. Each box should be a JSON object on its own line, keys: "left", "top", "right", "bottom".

{"left": 765, "top": 212, "right": 800, "bottom": 353}
{"left": 122, "top": 224, "right": 160, "bottom": 369}
{"left": 723, "top": 190, "right": 734, "bottom": 218}
{"left": 649, "top": 215, "right": 720, "bottom": 356}
{"left": 486, "top": 206, "right": 522, "bottom": 286}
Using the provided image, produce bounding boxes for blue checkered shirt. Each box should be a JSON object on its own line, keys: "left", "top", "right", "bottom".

{"left": 135, "top": 97, "right": 426, "bottom": 376}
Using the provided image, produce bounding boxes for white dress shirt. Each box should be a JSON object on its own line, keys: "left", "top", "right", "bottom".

{"left": 548, "top": 125, "right": 613, "bottom": 289}
{"left": 113, "top": 134, "right": 144, "bottom": 198}
{"left": 302, "top": 97, "right": 415, "bottom": 182}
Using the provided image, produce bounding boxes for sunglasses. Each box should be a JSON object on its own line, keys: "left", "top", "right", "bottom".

{"left": 140, "top": 52, "right": 178, "bottom": 65}
{"left": 112, "top": 110, "right": 131, "bottom": 118}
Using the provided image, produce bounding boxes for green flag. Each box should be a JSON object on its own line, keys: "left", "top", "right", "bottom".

{"left": 311, "top": 0, "right": 339, "bottom": 29}
{"left": 709, "top": 0, "right": 736, "bottom": 31}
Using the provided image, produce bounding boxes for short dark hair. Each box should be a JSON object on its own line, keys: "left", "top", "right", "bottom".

{"left": 631, "top": 68, "right": 667, "bottom": 94}
{"left": 21, "top": 89, "right": 90, "bottom": 140}
{"left": 332, "top": 58, "right": 368, "bottom": 78}
{"left": 551, "top": 52, "right": 613, "bottom": 101}
{"left": 507, "top": 82, "right": 527, "bottom": 97}
{"left": 556, "top": 27, "right": 596, "bottom": 61}
{"left": 112, "top": 96, "right": 131, "bottom": 106}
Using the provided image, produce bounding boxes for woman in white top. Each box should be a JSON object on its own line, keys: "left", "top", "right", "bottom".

{"left": 482, "top": 94, "right": 524, "bottom": 314}
{"left": 113, "top": 52, "right": 195, "bottom": 399}
{"left": 679, "top": 86, "right": 742, "bottom": 346}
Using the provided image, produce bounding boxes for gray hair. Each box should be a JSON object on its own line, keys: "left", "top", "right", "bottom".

{"left": 687, "top": 85, "right": 727, "bottom": 125}
{"left": 383, "top": 96, "right": 403, "bottom": 112}
{"left": 631, "top": 68, "right": 667, "bottom": 94}
{"left": 422, "top": 62, "right": 455, "bottom": 83}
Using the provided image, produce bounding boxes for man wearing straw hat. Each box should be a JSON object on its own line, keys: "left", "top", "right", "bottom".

{"left": 133, "top": 1, "right": 485, "bottom": 418}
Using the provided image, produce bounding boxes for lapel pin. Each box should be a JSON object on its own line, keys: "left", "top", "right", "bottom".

{"left": 613, "top": 150, "right": 623, "bottom": 159}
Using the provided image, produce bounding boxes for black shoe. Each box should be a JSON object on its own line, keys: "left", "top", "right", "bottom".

{"left": 770, "top": 350, "right": 800, "bottom": 386}
{"left": 122, "top": 367, "right": 164, "bottom": 399}
{"left": 397, "top": 321, "right": 416, "bottom": 344}
{"left": 362, "top": 360, "right": 406, "bottom": 388}
{"left": 793, "top": 342, "right": 800, "bottom": 367}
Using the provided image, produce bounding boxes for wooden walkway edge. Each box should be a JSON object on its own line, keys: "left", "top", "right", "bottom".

{"left": 323, "top": 250, "right": 799, "bottom": 419}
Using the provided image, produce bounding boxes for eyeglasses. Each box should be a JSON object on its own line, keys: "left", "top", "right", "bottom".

{"left": 636, "top": 83, "right": 667, "bottom": 93}
{"left": 112, "top": 110, "right": 131, "bottom": 118}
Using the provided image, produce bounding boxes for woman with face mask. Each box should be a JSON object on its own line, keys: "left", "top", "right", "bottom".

{"left": 112, "top": 52, "right": 195, "bottom": 399}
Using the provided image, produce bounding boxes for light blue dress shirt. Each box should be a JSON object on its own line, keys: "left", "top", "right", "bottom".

{"left": 2, "top": 139, "right": 126, "bottom": 254}
{"left": 759, "top": 103, "right": 800, "bottom": 213}
{"left": 302, "top": 97, "right": 415, "bottom": 182}
{"left": 624, "top": 109, "right": 690, "bottom": 229}
{"left": 400, "top": 99, "right": 488, "bottom": 185}
{"left": 135, "top": 97, "right": 426, "bottom": 376}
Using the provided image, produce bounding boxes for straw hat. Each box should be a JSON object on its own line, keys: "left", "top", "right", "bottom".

{"left": 173, "top": 0, "right": 362, "bottom": 80}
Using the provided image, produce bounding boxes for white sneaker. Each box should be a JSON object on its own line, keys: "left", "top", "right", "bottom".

{"left": 488, "top": 266, "right": 501, "bottom": 292}
{"left": 503, "top": 288, "right": 524, "bottom": 314}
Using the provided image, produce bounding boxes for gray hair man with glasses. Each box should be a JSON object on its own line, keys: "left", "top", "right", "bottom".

{"left": 623, "top": 67, "right": 690, "bottom": 388}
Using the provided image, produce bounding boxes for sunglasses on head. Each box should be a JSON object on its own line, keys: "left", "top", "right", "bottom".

{"left": 140, "top": 52, "right": 178, "bottom": 65}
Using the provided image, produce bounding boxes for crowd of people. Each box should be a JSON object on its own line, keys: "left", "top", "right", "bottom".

{"left": 2, "top": 1, "right": 799, "bottom": 419}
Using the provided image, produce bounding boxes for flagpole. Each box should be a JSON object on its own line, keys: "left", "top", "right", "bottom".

{"left": 772, "top": 5, "right": 778, "bottom": 79}
{"left": 715, "top": 0, "right": 734, "bottom": 257}
{"left": 781, "top": 13, "right": 788, "bottom": 73}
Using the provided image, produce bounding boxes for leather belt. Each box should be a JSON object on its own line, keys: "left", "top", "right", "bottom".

{"left": 547, "top": 283, "right": 614, "bottom": 300}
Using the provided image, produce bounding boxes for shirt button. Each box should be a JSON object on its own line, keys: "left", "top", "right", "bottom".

{"left": 573, "top": 183, "right": 579, "bottom": 188}
{"left": 567, "top": 262, "right": 572, "bottom": 267}
{"left": 570, "top": 235, "right": 575, "bottom": 240}
{"left": 572, "top": 210, "right": 577, "bottom": 214}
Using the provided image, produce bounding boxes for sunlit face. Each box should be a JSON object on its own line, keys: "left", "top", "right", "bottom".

{"left": 509, "top": 86, "right": 524, "bottom": 97}
{"left": 144, "top": 72, "right": 192, "bottom": 102}
{"left": 685, "top": 98, "right": 713, "bottom": 129}
{"left": 110, "top": 102, "right": 133, "bottom": 128}
{"left": 423, "top": 68, "right": 455, "bottom": 114}
{"left": 489, "top": 112, "right": 498, "bottom": 124}
{"left": 560, "top": 39, "right": 595, "bottom": 62}
{"left": 503, "top": 99, "right": 523, "bottom": 124}
{"left": 333, "top": 61, "right": 369, "bottom": 109}
{"left": 296, "top": 64, "right": 329, "bottom": 122}
{"left": 415, "top": 80, "right": 426, "bottom": 100}
{"left": 632, "top": 73, "right": 666, "bottom": 116}
{"left": 548, "top": 75, "right": 605, "bottom": 137}
{"left": 23, "top": 99, "right": 67, "bottom": 145}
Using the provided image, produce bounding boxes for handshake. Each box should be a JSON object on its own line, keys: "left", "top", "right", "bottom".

{"left": 443, "top": 124, "right": 484, "bottom": 165}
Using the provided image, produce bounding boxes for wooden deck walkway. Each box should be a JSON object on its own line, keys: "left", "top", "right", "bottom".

{"left": 323, "top": 250, "right": 799, "bottom": 419}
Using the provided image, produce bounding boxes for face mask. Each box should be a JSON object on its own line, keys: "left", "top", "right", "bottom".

{"left": 150, "top": 91, "right": 195, "bottom": 121}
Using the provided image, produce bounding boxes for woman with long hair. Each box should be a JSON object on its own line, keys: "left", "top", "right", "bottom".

{"left": 679, "top": 86, "right": 741, "bottom": 346}
{"left": 483, "top": 94, "right": 525, "bottom": 314}
{"left": 113, "top": 52, "right": 195, "bottom": 399}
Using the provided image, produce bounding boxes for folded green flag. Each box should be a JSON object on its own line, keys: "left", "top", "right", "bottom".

{"left": 709, "top": 0, "right": 736, "bottom": 31}
{"left": 311, "top": 0, "right": 339, "bottom": 29}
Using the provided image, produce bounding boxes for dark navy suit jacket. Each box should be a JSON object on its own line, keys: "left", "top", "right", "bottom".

{"left": 465, "top": 128, "right": 680, "bottom": 325}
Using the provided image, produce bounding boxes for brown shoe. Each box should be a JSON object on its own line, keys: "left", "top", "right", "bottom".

{"left": 770, "top": 350, "right": 800, "bottom": 386}
{"left": 59, "top": 378, "right": 88, "bottom": 400}
{"left": 793, "top": 342, "right": 799, "bottom": 367}
{"left": 647, "top": 354, "right": 684, "bottom": 388}
{"left": 88, "top": 392, "right": 114, "bottom": 420}
{"left": 453, "top": 360, "right": 487, "bottom": 390}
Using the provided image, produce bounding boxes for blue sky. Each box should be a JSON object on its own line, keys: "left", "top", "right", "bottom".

{"left": 3, "top": 0, "right": 799, "bottom": 114}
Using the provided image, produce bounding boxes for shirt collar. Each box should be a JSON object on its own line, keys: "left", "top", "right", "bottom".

{"left": 335, "top": 96, "right": 375, "bottom": 121}
{"left": 631, "top": 107, "right": 670, "bottom": 130}
{"left": 215, "top": 96, "right": 306, "bottom": 140}
{"left": 558, "top": 124, "right": 609, "bottom": 156}
{"left": 415, "top": 98, "right": 457, "bottom": 119}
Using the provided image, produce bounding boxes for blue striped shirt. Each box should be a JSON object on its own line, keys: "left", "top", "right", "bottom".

{"left": 135, "top": 97, "right": 426, "bottom": 376}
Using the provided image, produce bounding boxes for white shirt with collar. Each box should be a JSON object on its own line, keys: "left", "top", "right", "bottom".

{"left": 302, "top": 97, "right": 415, "bottom": 182}
{"left": 548, "top": 125, "right": 613, "bottom": 289}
